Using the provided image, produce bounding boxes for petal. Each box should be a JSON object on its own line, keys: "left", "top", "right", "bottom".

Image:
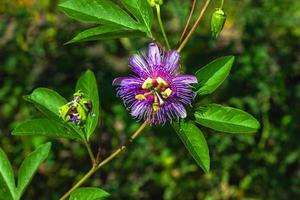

{"left": 148, "top": 43, "right": 161, "bottom": 66}
{"left": 172, "top": 102, "right": 187, "bottom": 118}
{"left": 165, "top": 50, "right": 180, "bottom": 74}
{"left": 129, "top": 54, "right": 149, "bottom": 76}
{"left": 131, "top": 101, "right": 149, "bottom": 120}
{"left": 112, "top": 77, "right": 142, "bottom": 86}
{"left": 172, "top": 75, "right": 197, "bottom": 105}
{"left": 172, "top": 75, "right": 198, "bottom": 84}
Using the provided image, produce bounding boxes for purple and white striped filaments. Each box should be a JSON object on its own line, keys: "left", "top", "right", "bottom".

{"left": 113, "top": 43, "right": 197, "bottom": 124}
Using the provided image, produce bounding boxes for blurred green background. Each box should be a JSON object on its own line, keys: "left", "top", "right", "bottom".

{"left": 1, "top": 0, "right": 300, "bottom": 199}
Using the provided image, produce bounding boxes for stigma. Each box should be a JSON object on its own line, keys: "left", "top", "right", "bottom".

{"left": 135, "top": 77, "right": 172, "bottom": 112}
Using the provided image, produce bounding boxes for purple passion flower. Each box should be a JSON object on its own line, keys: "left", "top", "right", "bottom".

{"left": 113, "top": 43, "right": 198, "bottom": 124}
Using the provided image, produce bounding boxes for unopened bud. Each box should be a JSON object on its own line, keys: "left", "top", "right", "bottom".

{"left": 148, "top": 0, "right": 163, "bottom": 7}
{"left": 59, "top": 90, "right": 92, "bottom": 125}
{"left": 211, "top": 8, "right": 226, "bottom": 38}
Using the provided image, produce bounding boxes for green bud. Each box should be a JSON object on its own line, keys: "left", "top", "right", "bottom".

{"left": 58, "top": 90, "right": 92, "bottom": 126}
{"left": 211, "top": 8, "right": 226, "bottom": 38}
{"left": 148, "top": 0, "right": 163, "bottom": 7}
{"left": 59, "top": 104, "right": 71, "bottom": 122}
{"left": 79, "top": 98, "right": 93, "bottom": 112}
{"left": 73, "top": 90, "right": 84, "bottom": 98}
{"left": 76, "top": 104, "right": 87, "bottom": 122}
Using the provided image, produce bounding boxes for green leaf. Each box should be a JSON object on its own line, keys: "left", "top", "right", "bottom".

{"left": 172, "top": 121, "right": 210, "bottom": 173}
{"left": 0, "top": 149, "right": 16, "bottom": 200}
{"left": 16, "top": 143, "right": 51, "bottom": 199}
{"left": 26, "top": 88, "right": 67, "bottom": 119}
{"left": 12, "top": 119, "right": 82, "bottom": 140}
{"left": 195, "top": 56, "right": 235, "bottom": 95}
{"left": 59, "top": 0, "right": 141, "bottom": 31}
{"left": 76, "top": 70, "right": 99, "bottom": 139}
{"left": 194, "top": 104, "right": 260, "bottom": 133}
{"left": 70, "top": 187, "right": 109, "bottom": 200}
{"left": 122, "top": 0, "right": 153, "bottom": 35}
{"left": 67, "top": 25, "right": 144, "bottom": 44}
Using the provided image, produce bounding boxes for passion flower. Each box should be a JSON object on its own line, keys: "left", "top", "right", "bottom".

{"left": 113, "top": 43, "right": 197, "bottom": 124}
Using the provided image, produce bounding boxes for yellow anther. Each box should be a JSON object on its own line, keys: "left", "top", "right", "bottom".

{"left": 135, "top": 94, "right": 146, "bottom": 100}
{"left": 162, "top": 88, "right": 172, "bottom": 99}
{"left": 156, "top": 77, "right": 169, "bottom": 87}
{"left": 142, "top": 77, "right": 153, "bottom": 89}
{"left": 153, "top": 103, "right": 160, "bottom": 112}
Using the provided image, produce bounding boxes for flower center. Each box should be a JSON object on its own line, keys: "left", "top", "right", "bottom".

{"left": 135, "top": 77, "right": 172, "bottom": 112}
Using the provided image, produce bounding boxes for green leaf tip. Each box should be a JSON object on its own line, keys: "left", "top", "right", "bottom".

{"left": 76, "top": 69, "right": 100, "bottom": 139}
{"left": 58, "top": 0, "right": 142, "bottom": 31}
{"left": 0, "top": 147, "right": 16, "bottom": 200}
{"left": 172, "top": 121, "right": 210, "bottom": 173}
{"left": 0, "top": 142, "right": 51, "bottom": 200}
{"left": 195, "top": 55, "right": 235, "bottom": 95}
{"left": 195, "top": 104, "right": 260, "bottom": 134}
{"left": 12, "top": 118, "right": 83, "bottom": 140}
{"left": 65, "top": 25, "right": 145, "bottom": 44}
{"left": 70, "top": 187, "right": 110, "bottom": 200}
{"left": 16, "top": 142, "right": 51, "bottom": 198}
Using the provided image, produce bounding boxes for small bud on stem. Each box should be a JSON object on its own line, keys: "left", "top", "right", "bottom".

{"left": 211, "top": 8, "right": 226, "bottom": 38}
{"left": 148, "top": 0, "right": 163, "bottom": 7}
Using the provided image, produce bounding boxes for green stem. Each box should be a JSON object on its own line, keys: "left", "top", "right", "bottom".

{"left": 179, "top": 0, "right": 197, "bottom": 43}
{"left": 156, "top": 4, "right": 171, "bottom": 50}
{"left": 59, "top": 167, "right": 97, "bottom": 200}
{"left": 83, "top": 140, "right": 96, "bottom": 166}
{"left": 177, "top": 0, "right": 211, "bottom": 52}
{"left": 59, "top": 121, "right": 149, "bottom": 200}
{"left": 96, "top": 121, "right": 148, "bottom": 169}
{"left": 220, "top": 0, "right": 224, "bottom": 9}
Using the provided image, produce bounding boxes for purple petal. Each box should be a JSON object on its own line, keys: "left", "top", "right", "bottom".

{"left": 165, "top": 50, "right": 180, "bottom": 74}
{"left": 172, "top": 75, "right": 197, "bottom": 105}
{"left": 172, "top": 102, "right": 187, "bottom": 118}
{"left": 112, "top": 77, "right": 142, "bottom": 105}
{"left": 112, "top": 77, "right": 142, "bottom": 86}
{"left": 131, "top": 101, "right": 149, "bottom": 120}
{"left": 71, "top": 115, "right": 78, "bottom": 122}
{"left": 129, "top": 54, "right": 149, "bottom": 77}
{"left": 148, "top": 43, "right": 161, "bottom": 66}
{"left": 172, "top": 75, "right": 198, "bottom": 84}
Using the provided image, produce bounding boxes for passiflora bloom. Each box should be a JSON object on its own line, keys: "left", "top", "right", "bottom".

{"left": 113, "top": 43, "right": 197, "bottom": 124}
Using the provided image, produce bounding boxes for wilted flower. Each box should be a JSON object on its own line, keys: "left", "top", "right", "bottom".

{"left": 59, "top": 90, "right": 92, "bottom": 125}
{"left": 113, "top": 43, "right": 197, "bottom": 124}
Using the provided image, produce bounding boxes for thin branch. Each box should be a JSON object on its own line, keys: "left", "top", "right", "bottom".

{"left": 96, "top": 121, "right": 148, "bottom": 169}
{"left": 83, "top": 140, "right": 96, "bottom": 166}
{"left": 177, "top": 0, "right": 211, "bottom": 52}
{"left": 156, "top": 5, "right": 171, "bottom": 50}
{"left": 59, "top": 121, "right": 149, "bottom": 200}
{"left": 179, "top": 0, "right": 197, "bottom": 43}
{"left": 220, "top": 0, "right": 225, "bottom": 9}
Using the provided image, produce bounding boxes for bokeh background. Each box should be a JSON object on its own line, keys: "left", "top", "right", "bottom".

{"left": 1, "top": 0, "right": 300, "bottom": 199}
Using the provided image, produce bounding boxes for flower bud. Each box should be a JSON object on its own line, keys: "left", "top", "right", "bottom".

{"left": 59, "top": 90, "right": 92, "bottom": 125}
{"left": 211, "top": 8, "right": 226, "bottom": 38}
{"left": 148, "top": 0, "right": 163, "bottom": 7}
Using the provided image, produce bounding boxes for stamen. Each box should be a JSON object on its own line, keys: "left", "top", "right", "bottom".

{"left": 138, "top": 76, "right": 171, "bottom": 112}
{"left": 156, "top": 77, "right": 169, "bottom": 87}
{"left": 153, "top": 95, "right": 160, "bottom": 112}
{"left": 154, "top": 90, "right": 165, "bottom": 106}
{"left": 135, "top": 94, "right": 146, "bottom": 100}
{"left": 142, "top": 77, "right": 153, "bottom": 89}
{"left": 161, "top": 88, "right": 172, "bottom": 99}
